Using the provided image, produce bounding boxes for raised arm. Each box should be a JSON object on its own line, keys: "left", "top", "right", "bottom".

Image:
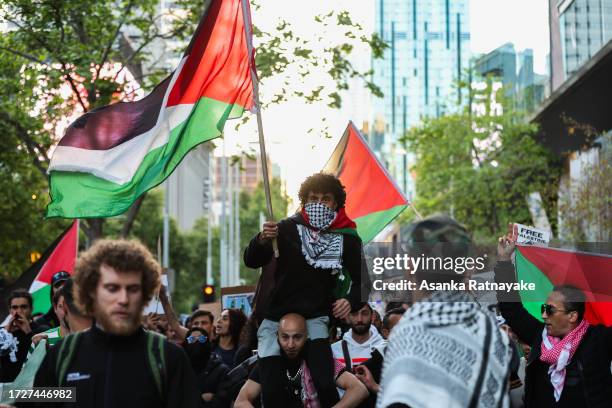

{"left": 243, "top": 221, "right": 277, "bottom": 268}
{"left": 234, "top": 379, "right": 261, "bottom": 408}
{"left": 495, "top": 227, "right": 544, "bottom": 345}
{"left": 334, "top": 370, "right": 369, "bottom": 408}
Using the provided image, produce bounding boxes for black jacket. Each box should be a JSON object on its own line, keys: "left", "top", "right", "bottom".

{"left": 32, "top": 325, "right": 201, "bottom": 408}
{"left": 494, "top": 261, "right": 612, "bottom": 408}
{"left": 197, "top": 355, "right": 230, "bottom": 408}
{"left": 0, "top": 320, "right": 46, "bottom": 382}
{"left": 34, "top": 307, "right": 59, "bottom": 330}
{"left": 244, "top": 213, "right": 366, "bottom": 320}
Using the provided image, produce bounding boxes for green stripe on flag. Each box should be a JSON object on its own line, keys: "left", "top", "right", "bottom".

{"left": 354, "top": 204, "right": 407, "bottom": 244}
{"left": 31, "top": 285, "right": 51, "bottom": 316}
{"left": 515, "top": 248, "right": 553, "bottom": 322}
{"left": 47, "top": 97, "right": 246, "bottom": 218}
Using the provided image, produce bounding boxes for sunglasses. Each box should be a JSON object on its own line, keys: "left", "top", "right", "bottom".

{"left": 541, "top": 304, "right": 572, "bottom": 315}
{"left": 186, "top": 334, "right": 207, "bottom": 344}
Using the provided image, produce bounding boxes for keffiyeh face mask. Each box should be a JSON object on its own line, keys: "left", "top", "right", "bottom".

{"left": 304, "top": 202, "right": 336, "bottom": 231}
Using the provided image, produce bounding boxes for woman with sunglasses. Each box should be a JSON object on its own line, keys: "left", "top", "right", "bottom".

{"left": 495, "top": 226, "right": 612, "bottom": 408}
{"left": 184, "top": 327, "right": 231, "bottom": 407}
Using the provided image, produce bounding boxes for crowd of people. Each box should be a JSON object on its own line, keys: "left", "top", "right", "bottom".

{"left": 0, "top": 172, "right": 610, "bottom": 407}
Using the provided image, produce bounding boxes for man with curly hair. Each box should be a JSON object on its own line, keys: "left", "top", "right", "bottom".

{"left": 33, "top": 239, "right": 200, "bottom": 408}
{"left": 244, "top": 172, "right": 367, "bottom": 407}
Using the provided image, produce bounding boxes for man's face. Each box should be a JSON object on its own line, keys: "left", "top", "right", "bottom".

{"left": 306, "top": 191, "right": 337, "bottom": 211}
{"left": 9, "top": 297, "right": 32, "bottom": 320}
{"left": 348, "top": 305, "right": 372, "bottom": 336}
{"left": 278, "top": 320, "right": 307, "bottom": 360}
{"left": 542, "top": 291, "right": 578, "bottom": 338}
{"left": 192, "top": 315, "right": 213, "bottom": 336}
{"left": 93, "top": 264, "right": 144, "bottom": 336}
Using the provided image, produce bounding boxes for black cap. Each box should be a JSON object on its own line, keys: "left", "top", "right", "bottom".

{"left": 51, "top": 271, "right": 70, "bottom": 286}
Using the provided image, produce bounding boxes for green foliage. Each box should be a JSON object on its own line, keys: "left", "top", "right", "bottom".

{"left": 239, "top": 177, "right": 289, "bottom": 285}
{"left": 104, "top": 189, "right": 221, "bottom": 313}
{"left": 402, "top": 80, "right": 562, "bottom": 242}
{"left": 558, "top": 148, "right": 612, "bottom": 242}
{"left": 0, "top": 0, "right": 383, "bottom": 287}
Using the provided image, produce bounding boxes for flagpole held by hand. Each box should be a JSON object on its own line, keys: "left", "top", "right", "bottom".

{"left": 240, "top": 0, "right": 278, "bottom": 257}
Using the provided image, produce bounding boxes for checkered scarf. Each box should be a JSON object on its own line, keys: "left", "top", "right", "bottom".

{"left": 377, "top": 291, "right": 511, "bottom": 408}
{"left": 540, "top": 318, "right": 589, "bottom": 401}
{"left": 0, "top": 328, "right": 19, "bottom": 362}
{"left": 301, "top": 358, "right": 346, "bottom": 408}
{"left": 297, "top": 203, "right": 344, "bottom": 269}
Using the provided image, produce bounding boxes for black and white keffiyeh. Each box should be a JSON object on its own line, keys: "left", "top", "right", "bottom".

{"left": 0, "top": 328, "right": 19, "bottom": 362}
{"left": 377, "top": 291, "right": 512, "bottom": 408}
{"left": 297, "top": 202, "right": 344, "bottom": 269}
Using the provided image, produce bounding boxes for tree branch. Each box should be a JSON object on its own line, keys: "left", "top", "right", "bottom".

{"left": 3, "top": 15, "right": 89, "bottom": 112}
{"left": 0, "top": 111, "right": 49, "bottom": 178}
{"left": 61, "top": 62, "right": 88, "bottom": 112}
{"left": 0, "top": 46, "right": 48, "bottom": 65}
{"left": 120, "top": 193, "right": 146, "bottom": 237}
{"left": 97, "top": 0, "right": 135, "bottom": 80}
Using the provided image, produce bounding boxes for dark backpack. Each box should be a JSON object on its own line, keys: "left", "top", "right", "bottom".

{"left": 55, "top": 330, "right": 167, "bottom": 400}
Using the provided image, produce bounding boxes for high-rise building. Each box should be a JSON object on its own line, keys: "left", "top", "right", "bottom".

{"left": 550, "top": 0, "right": 612, "bottom": 90}
{"left": 474, "top": 43, "right": 547, "bottom": 112}
{"left": 372, "top": 0, "right": 471, "bottom": 199}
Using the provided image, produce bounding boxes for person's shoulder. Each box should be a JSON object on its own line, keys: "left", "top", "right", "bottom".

{"left": 586, "top": 324, "right": 612, "bottom": 338}
{"left": 330, "top": 338, "right": 343, "bottom": 349}
{"left": 330, "top": 340, "right": 344, "bottom": 357}
{"left": 280, "top": 214, "right": 300, "bottom": 228}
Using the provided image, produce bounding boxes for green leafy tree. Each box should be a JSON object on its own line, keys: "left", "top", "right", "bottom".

{"left": 239, "top": 177, "right": 288, "bottom": 284}
{"left": 0, "top": 0, "right": 385, "bottom": 283}
{"left": 402, "top": 79, "right": 562, "bottom": 242}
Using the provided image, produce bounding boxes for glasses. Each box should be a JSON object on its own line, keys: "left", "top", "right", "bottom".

{"left": 541, "top": 304, "right": 572, "bottom": 316}
{"left": 186, "top": 334, "right": 207, "bottom": 344}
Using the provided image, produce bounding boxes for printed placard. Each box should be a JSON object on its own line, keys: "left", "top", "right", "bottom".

{"left": 513, "top": 223, "right": 550, "bottom": 246}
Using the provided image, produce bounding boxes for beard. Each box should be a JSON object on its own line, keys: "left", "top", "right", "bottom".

{"left": 278, "top": 340, "right": 305, "bottom": 367}
{"left": 95, "top": 307, "right": 142, "bottom": 336}
{"left": 352, "top": 322, "right": 371, "bottom": 335}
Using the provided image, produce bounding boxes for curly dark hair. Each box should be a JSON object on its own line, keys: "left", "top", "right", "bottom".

{"left": 222, "top": 308, "right": 247, "bottom": 348}
{"left": 73, "top": 239, "right": 161, "bottom": 317}
{"left": 298, "top": 172, "right": 346, "bottom": 209}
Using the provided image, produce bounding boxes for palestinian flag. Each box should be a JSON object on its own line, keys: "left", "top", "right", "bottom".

{"left": 323, "top": 122, "right": 408, "bottom": 243}
{"left": 515, "top": 245, "right": 612, "bottom": 326}
{"left": 47, "top": 0, "right": 254, "bottom": 218}
{"left": 0, "top": 221, "right": 78, "bottom": 322}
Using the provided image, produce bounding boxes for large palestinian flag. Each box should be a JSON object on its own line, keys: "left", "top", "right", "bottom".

{"left": 0, "top": 221, "right": 78, "bottom": 322}
{"left": 323, "top": 122, "right": 408, "bottom": 243}
{"left": 516, "top": 245, "right": 612, "bottom": 326}
{"left": 47, "top": 0, "right": 254, "bottom": 218}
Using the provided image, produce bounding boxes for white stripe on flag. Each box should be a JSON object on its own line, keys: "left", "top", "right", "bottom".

{"left": 28, "top": 280, "right": 47, "bottom": 293}
{"left": 48, "top": 58, "right": 188, "bottom": 184}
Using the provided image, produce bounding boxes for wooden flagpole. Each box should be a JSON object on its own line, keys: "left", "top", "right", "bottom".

{"left": 240, "top": 0, "right": 279, "bottom": 257}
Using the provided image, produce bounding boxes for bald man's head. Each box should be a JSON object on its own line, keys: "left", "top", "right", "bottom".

{"left": 278, "top": 313, "right": 307, "bottom": 359}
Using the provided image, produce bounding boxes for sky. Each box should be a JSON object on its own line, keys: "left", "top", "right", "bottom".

{"left": 216, "top": 0, "right": 551, "bottom": 211}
